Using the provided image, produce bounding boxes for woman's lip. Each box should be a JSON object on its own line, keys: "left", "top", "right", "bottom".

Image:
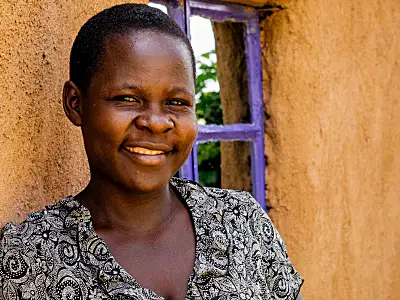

{"left": 124, "top": 146, "right": 165, "bottom": 156}
{"left": 123, "top": 142, "right": 173, "bottom": 153}
{"left": 122, "top": 147, "right": 167, "bottom": 166}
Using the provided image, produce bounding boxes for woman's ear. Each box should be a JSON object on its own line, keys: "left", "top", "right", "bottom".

{"left": 63, "top": 80, "right": 83, "bottom": 126}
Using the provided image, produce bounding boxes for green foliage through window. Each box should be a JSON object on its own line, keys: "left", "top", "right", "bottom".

{"left": 195, "top": 50, "right": 222, "bottom": 188}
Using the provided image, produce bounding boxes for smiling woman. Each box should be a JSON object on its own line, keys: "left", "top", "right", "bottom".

{"left": 65, "top": 30, "right": 197, "bottom": 193}
{"left": 0, "top": 4, "right": 302, "bottom": 300}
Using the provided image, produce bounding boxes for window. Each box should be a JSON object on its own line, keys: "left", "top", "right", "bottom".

{"left": 149, "top": 0, "right": 265, "bottom": 210}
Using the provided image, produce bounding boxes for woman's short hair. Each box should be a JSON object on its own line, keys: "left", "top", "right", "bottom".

{"left": 70, "top": 4, "right": 196, "bottom": 92}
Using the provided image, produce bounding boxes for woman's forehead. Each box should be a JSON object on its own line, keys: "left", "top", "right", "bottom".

{"left": 103, "top": 30, "right": 193, "bottom": 67}
{"left": 88, "top": 31, "right": 195, "bottom": 94}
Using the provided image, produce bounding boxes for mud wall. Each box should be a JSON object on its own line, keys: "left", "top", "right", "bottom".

{"left": 1, "top": 0, "right": 400, "bottom": 299}
{"left": 261, "top": 0, "right": 400, "bottom": 299}
{"left": 0, "top": 0, "right": 144, "bottom": 225}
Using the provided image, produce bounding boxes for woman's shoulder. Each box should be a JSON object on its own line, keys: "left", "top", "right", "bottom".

{"left": 171, "top": 178, "right": 304, "bottom": 298}
{"left": 171, "top": 177, "right": 291, "bottom": 257}
{"left": 170, "top": 176, "right": 261, "bottom": 211}
{"left": 170, "top": 177, "right": 266, "bottom": 233}
{"left": 0, "top": 197, "right": 98, "bottom": 299}
{"left": 0, "top": 196, "right": 82, "bottom": 253}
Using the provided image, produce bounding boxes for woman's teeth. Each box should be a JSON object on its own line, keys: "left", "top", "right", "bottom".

{"left": 125, "top": 147, "right": 164, "bottom": 156}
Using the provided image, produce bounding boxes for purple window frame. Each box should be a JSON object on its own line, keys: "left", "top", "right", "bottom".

{"left": 151, "top": 0, "right": 266, "bottom": 210}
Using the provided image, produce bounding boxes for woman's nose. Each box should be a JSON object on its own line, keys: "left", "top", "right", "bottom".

{"left": 134, "top": 111, "right": 174, "bottom": 134}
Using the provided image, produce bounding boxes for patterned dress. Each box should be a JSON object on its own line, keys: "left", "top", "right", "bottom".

{"left": 0, "top": 178, "right": 303, "bottom": 299}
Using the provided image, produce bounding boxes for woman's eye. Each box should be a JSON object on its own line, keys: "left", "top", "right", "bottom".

{"left": 114, "top": 96, "right": 139, "bottom": 102}
{"left": 167, "top": 99, "right": 186, "bottom": 106}
{"left": 122, "top": 96, "right": 139, "bottom": 102}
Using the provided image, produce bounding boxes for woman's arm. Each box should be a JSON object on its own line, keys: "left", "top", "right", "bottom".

{"left": 297, "top": 293, "right": 304, "bottom": 300}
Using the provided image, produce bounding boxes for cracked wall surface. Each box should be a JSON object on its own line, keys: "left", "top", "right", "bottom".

{"left": 261, "top": 0, "right": 400, "bottom": 299}
{"left": 0, "top": 0, "right": 144, "bottom": 225}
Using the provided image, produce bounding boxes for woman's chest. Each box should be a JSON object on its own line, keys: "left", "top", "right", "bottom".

{"left": 107, "top": 232, "right": 196, "bottom": 300}
{"left": 96, "top": 208, "right": 197, "bottom": 299}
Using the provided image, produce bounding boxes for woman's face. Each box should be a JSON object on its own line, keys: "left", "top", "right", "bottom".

{"left": 78, "top": 30, "right": 197, "bottom": 193}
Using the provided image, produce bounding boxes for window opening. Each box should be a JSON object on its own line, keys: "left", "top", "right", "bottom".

{"left": 190, "top": 15, "right": 222, "bottom": 188}
{"left": 197, "top": 140, "right": 252, "bottom": 193}
{"left": 148, "top": 1, "right": 265, "bottom": 209}
{"left": 191, "top": 16, "right": 221, "bottom": 127}
{"left": 197, "top": 141, "right": 221, "bottom": 188}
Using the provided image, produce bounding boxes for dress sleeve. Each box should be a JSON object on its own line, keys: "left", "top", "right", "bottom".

{"left": 0, "top": 225, "right": 35, "bottom": 300}
{"left": 245, "top": 192, "right": 304, "bottom": 300}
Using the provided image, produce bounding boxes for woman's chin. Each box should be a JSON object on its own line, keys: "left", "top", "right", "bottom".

{"left": 121, "top": 176, "right": 171, "bottom": 195}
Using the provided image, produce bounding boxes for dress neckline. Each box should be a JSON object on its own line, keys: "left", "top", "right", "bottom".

{"left": 68, "top": 177, "right": 201, "bottom": 300}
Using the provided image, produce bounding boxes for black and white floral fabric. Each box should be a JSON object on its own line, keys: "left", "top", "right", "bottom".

{"left": 0, "top": 178, "right": 303, "bottom": 299}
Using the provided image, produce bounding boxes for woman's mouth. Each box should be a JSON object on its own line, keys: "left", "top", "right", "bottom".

{"left": 124, "top": 146, "right": 165, "bottom": 156}
{"left": 122, "top": 145, "right": 171, "bottom": 167}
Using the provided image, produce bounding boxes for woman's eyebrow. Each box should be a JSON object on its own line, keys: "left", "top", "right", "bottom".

{"left": 168, "top": 87, "right": 194, "bottom": 98}
{"left": 119, "top": 83, "right": 141, "bottom": 90}
{"left": 117, "top": 84, "right": 194, "bottom": 98}
{"left": 117, "top": 83, "right": 150, "bottom": 97}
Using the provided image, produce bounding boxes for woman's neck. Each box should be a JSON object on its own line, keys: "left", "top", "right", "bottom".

{"left": 75, "top": 176, "right": 178, "bottom": 236}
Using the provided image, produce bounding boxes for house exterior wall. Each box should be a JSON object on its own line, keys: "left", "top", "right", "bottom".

{"left": 1, "top": 0, "right": 399, "bottom": 299}
{"left": 261, "top": 0, "right": 400, "bottom": 299}
{"left": 0, "top": 0, "right": 144, "bottom": 225}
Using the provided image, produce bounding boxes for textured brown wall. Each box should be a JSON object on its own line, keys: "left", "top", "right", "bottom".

{"left": 2, "top": 0, "right": 400, "bottom": 299}
{"left": 0, "top": 0, "right": 145, "bottom": 225}
{"left": 262, "top": 0, "right": 400, "bottom": 299}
